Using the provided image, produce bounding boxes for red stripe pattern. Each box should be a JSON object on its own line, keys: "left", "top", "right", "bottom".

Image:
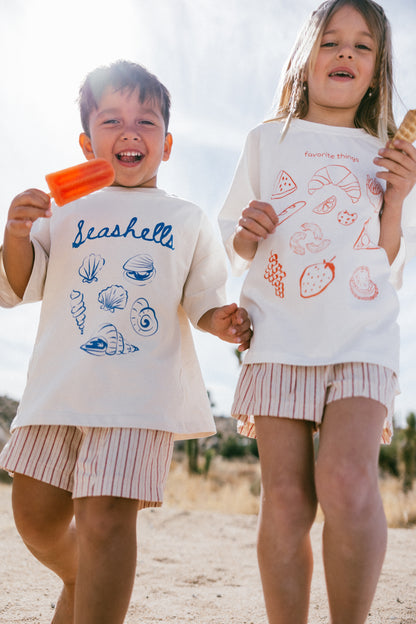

{"left": 232, "top": 362, "right": 397, "bottom": 444}
{"left": 0, "top": 426, "right": 174, "bottom": 509}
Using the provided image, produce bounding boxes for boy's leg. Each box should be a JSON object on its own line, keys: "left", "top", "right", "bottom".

{"left": 315, "top": 397, "right": 387, "bottom": 624}
{"left": 12, "top": 474, "right": 77, "bottom": 623}
{"left": 73, "top": 496, "right": 139, "bottom": 624}
{"left": 255, "top": 416, "right": 317, "bottom": 624}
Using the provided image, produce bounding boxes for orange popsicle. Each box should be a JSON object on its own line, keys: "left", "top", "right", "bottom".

{"left": 45, "top": 158, "right": 115, "bottom": 207}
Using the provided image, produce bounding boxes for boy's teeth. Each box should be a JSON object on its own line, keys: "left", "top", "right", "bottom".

{"left": 117, "top": 151, "right": 143, "bottom": 162}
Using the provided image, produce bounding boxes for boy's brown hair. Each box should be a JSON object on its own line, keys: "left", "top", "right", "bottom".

{"left": 79, "top": 60, "right": 171, "bottom": 136}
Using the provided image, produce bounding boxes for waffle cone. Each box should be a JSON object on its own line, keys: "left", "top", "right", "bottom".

{"left": 393, "top": 109, "right": 416, "bottom": 144}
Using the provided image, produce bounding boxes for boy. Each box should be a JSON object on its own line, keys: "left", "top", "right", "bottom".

{"left": 0, "top": 61, "right": 251, "bottom": 624}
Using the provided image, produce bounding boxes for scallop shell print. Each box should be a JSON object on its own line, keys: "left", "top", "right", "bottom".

{"left": 79, "top": 253, "right": 105, "bottom": 283}
{"left": 98, "top": 285, "right": 128, "bottom": 313}
{"left": 80, "top": 324, "right": 138, "bottom": 356}
{"left": 130, "top": 297, "right": 159, "bottom": 336}
{"left": 70, "top": 290, "right": 86, "bottom": 334}
{"left": 123, "top": 254, "right": 156, "bottom": 284}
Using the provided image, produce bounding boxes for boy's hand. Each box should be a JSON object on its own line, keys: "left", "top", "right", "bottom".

{"left": 198, "top": 303, "right": 252, "bottom": 352}
{"left": 6, "top": 189, "right": 52, "bottom": 239}
{"left": 234, "top": 200, "right": 278, "bottom": 261}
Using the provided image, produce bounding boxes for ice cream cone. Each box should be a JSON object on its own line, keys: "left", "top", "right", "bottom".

{"left": 392, "top": 109, "right": 416, "bottom": 144}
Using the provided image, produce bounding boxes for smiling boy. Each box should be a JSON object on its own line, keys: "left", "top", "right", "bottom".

{"left": 0, "top": 61, "right": 251, "bottom": 624}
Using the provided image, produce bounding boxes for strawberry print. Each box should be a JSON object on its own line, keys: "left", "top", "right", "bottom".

{"left": 300, "top": 257, "right": 335, "bottom": 298}
{"left": 264, "top": 251, "right": 286, "bottom": 298}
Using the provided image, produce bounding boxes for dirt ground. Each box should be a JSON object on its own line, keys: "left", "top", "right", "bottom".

{"left": 0, "top": 483, "right": 416, "bottom": 623}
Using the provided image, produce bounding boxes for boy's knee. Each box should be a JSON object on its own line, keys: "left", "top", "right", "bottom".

{"left": 75, "top": 497, "right": 137, "bottom": 545}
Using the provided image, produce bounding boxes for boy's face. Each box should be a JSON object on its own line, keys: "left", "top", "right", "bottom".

{"left": 79, "top": 86, "right": 172, "bottom": 188}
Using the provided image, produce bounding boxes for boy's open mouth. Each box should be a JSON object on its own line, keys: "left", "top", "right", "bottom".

{"left": 116, "top": 150, "right": 144, "bottom": 163}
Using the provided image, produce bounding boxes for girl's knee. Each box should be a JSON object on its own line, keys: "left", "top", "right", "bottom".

{"left": 316, "top": 461, "right": 379, "bottom": 520}
{"left": 260, "top": 478, "right": 317, "bottom": 533}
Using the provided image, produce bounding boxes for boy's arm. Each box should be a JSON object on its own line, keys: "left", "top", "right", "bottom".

{"left": 3, "top": 189, "right": 51, "bottom": 298}
{"left": 198, "top": 303, "right": 252, "bottom": 352}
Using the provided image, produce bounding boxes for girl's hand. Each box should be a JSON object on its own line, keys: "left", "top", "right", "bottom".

{"left": 6, "top": 189, "right": 52, "bottom": 239}
{"left": 234, "top": 200, "right": 278, "bottom": 261}
{"left": 374, "top": 139, "right": 416, "bottom": 211}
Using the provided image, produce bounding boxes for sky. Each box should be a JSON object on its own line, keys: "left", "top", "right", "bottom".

{"left": 0, "top": 0, "right": 415, "bottom": 425}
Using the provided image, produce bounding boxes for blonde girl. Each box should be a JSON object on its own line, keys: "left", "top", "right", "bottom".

{"left": 219, "top": 1, "right": 416, "bottom": 623}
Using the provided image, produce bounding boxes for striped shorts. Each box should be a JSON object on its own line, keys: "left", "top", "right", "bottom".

{"left": 232, "top": 362, "right": 397, "bottom": 444}
{"left": 0, "top": 426, "right": 174, "bottom": 509}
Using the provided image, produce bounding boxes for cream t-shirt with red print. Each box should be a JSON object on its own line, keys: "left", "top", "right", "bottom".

{"left": 219, "top": 119, "right": 416, "bottom": 375}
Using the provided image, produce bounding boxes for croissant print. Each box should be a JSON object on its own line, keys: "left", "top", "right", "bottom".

{"left": 308, "top": 165, "right": 361, "bottom": 203}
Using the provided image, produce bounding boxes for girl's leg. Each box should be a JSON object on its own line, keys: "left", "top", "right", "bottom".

{"left": 73, "top": 496, "right": 139, "bottom": 624}
{"left": 315, "top": 397, "right": 387, "bottom": 624}
{"left": 255, "top": 416, "right": 317, "bottom": 624}
{"left": 12, "top": 474, "right": 77, "bottom": 624}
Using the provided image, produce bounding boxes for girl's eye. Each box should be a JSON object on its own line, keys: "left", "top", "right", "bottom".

{"left": 356, "top": 44, "right": 372, "bottom": 51}
{"left": 321, "top": 41, "right": 336, "bottom": 48}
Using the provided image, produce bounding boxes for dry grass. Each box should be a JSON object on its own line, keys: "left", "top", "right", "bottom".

{"left": 165, "top": 454, "right": 416, "bottom": 528}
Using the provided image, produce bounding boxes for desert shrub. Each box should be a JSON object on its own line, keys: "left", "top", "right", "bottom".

{"left": 219, "top": 435, "right": 248, "bottom": 459}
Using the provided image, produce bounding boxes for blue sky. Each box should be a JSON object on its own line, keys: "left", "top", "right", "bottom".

{"left": 0, "top": 0, "right": 415, "bottom": 425}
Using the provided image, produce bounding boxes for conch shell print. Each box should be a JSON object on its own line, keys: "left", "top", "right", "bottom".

{"left": 130, "top": 297, "right": 159, "bottom": 336}
{"left": 123, "top": 254, "right": 156, "bottom": 284}
{"left": 81, "top": 324, "right": 138, "bottom": 356}
{"left": 98, "top": 285, "right": 128, "bottom": 313}
{"left": 78, "top": 253, "right": 105, "bottom": 283}
{"left": 70, "top": 290, "right": 86, "bottom": 334}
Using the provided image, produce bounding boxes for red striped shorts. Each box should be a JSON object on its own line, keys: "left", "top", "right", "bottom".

{"left": 0, "top": 426, "right": 174, "bottom": 509}
{"left": 232, "top": 362, "right": 397, "bottom": 444}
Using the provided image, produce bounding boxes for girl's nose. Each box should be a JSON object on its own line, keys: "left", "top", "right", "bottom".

{"left": 337, "top": 46, "right": 353, "bottom": 60}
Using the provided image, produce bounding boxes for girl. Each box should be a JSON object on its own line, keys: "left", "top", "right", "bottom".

{"left": 218, "top": 1, "right": 416, "bottom": 623}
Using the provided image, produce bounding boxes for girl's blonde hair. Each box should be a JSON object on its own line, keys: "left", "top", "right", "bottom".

{"left": 270, "top": 0, "right": 396, "bottom": 142}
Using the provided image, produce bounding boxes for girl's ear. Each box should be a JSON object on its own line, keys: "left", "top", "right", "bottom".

{"left": 79, "top": 133, "right": 96, "bottom": 160}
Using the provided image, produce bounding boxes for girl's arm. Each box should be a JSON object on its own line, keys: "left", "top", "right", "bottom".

{"left": 233, "top": 200, "right": 278, "bottom": 260}
{"left": 3, "top": 189, "right": 51, "bottom": 298}
{"left": 375, "top": 139, "right": 416, "bottom": 264}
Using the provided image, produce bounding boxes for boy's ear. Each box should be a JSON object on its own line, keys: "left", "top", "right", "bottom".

{"left": 79, "top": 133, "right": 96, "bottom": 160}
{"left": 162, "top": 133, "right": 173, "bottom": 162}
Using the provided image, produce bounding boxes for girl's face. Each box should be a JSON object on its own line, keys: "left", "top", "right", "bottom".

{"left": 305, "top": 4, "right": 377, "bottom": 127}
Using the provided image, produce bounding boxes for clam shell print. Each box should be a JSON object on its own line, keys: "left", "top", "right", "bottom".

{"left": 130, "top": 297, "right": 159, "bottom": 336}
{"left": 98, "top": 285, "right": 128, "bottom": 313}
{"left": 123, "top": 254, "right": 156, "bottom": 285}
{"left": 81, "top": 324, "right": 139, "bottom": 356}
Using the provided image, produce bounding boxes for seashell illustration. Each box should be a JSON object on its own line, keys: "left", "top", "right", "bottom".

{"left": 130, "top": 297, "right": 159, "bottom": 336}
{"left": 98, "top": 284, "right": 128, "bottom": 313}
{"left": 78, "top": 253, "right": 105, "bottom": 283}
{"left": 80, "top": 324, "right": 139, "bottom": 356}
{"left": 123, "top": 254, "right": 156, "bottom": 284}
{"left": 70, "top": 290, "right": 86, "bottom": 334}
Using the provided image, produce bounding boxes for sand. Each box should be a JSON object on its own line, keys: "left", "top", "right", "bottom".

{"left": 0, "top": 483, "right": 415, "bottom": 623}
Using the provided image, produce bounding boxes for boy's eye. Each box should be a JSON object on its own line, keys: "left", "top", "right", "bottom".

{"left": 103, "top": 119, "right": 119, "bottom": 125}
{"left": 138, "top": 120, "right": 155, "bottom": 126}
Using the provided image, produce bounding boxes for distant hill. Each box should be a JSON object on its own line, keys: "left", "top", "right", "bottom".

{"left": 0, "top": 395, "right": 17, "bottom": 436}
